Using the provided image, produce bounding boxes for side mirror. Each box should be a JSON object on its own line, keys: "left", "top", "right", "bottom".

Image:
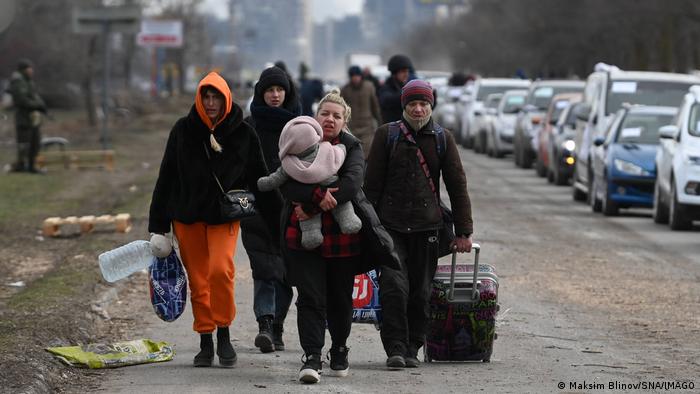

{"left": 474, "top": 109, "right": 483, "bottom": 116}
{"left": 574, "top": 103, "right": 592, "bottom": 121}
{"left": 658, "top": 124, "right": 679, "bottom": 139}
{"left": 593, "top": 136, "right": 605, "bottom": 146}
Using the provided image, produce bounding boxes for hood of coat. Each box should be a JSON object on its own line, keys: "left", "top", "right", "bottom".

{"left": 194, "top": 72, "right": 233, "bottom": 131}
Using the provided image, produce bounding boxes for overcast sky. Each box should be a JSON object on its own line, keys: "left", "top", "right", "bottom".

{"left": 200, "top": 0, "right": 363, "bottom": 22}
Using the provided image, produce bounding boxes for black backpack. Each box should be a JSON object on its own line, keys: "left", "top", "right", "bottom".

{"left": 385, "top": 120, "right": 447, "bottom": 161}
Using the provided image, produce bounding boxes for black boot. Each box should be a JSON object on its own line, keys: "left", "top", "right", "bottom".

{"left": 216, "top": 326, "right": 237, "bottom": 367}
{"left": 272, "top": 322, "right": 285, "bottom": 351}
{"left": 193, "top": 333, "right": 214, "bottom": 367}
{"left": 254, "top": 315, "right": 274, "bottom": 353}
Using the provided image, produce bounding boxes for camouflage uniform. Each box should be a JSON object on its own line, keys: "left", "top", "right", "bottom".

{"left": 8, "top": 69, "right": 46, "bottom": 172}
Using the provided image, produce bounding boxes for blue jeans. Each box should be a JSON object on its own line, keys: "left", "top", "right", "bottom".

{"left": 253, "top": 278, "right": 293, "bottom": 323}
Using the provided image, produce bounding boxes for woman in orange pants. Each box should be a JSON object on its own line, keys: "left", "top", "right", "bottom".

{"left": 149, "top": 72, "right": 281, "bottom": 367}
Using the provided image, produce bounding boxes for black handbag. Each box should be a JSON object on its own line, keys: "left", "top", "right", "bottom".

{"left": 203, "top": 143, "right": 257, "bottom": 221}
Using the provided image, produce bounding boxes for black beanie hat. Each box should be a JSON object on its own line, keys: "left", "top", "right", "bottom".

{"left": 256, "top": 66, "right": 290, "bottom": 96}
{"left": 348, "top": 65, "right": 362, "bottom": 77}
{"left": 387, "top": 55, "right": 413, "bottom": 74}
{"left": 17, "top": 58, "right": 34, "bottom": 71}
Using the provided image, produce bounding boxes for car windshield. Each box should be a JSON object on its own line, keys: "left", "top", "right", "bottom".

{"left": 503, "top": 95, "right": 526, "bottom": 113}
{"left": 688, "top": 103, "right": 700, "bottom": 137}
{"left": 477, "top": 85, "right": 524, "bottom": 101}
{"left": 606, "top": 80, "right": 693, "bottom": 115}
{"left": 615, "top": 113, "right": 674, "bottom": 144}
{"left": 528, "top": 86, "right": 584, "bottom": 110}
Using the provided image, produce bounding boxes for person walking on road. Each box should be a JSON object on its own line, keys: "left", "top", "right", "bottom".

{"left": 278, "top": 89, "right": 399, "bottom": 384}
{"left": 242, "top": 66, "right": 298, "bottom": 353}
{"left": 341, "top": 65, "right": 382, "bottom": 158}
{"left": 148, "top": 72, "right": 281, "bottom": 368}
{"left": 365, "top": 79, "right": 474, "bottom": 369}
{"left": 7, "top": 58, "right": 46, "bottom": 173}
{"left": 377, "top": 54, "right": 413, "bottom": 124}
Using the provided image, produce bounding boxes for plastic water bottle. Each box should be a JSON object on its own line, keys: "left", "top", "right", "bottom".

{"left": 98, "top": 240, "right": 154, "bottom": 283}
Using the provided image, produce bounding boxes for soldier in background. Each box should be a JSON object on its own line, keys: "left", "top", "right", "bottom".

{"left": 8, "top": 58, "right": 46, "bottom": 173}
{"left": 340, "top": 65, "right": 382, "bottom": 158}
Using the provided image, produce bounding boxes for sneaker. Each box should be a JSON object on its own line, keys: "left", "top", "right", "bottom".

{"left": 405, "top": 344, "right": 420, "bottom": 368}
{"left": 254, "top": 315, "right": 275, "bottom": 353}
{"left": 298, "top": 353, "right": 322, "bottom": 384}
{"left": 385, "top": 342, "right": 406, "bottom": 370}
{"left": 327, "top": 346, "right": 349, "bottom": 377}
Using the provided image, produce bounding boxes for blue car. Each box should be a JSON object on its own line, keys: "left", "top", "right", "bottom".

{"left": 590, "top": 105, "right": 678, "bottom": 215}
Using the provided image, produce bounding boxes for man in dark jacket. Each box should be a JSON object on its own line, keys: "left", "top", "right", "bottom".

{"left": 8, "top": 59, "right": 46, "bottom": 173}
{"left": 377, "top": 54, "right": 413, "bottom": 124}
{"left": 365, "top": 79, "right": 474, "bottom": 369}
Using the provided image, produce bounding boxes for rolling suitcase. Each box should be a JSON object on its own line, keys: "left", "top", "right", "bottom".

{"left": 425, "top": 243, "right": 499, "bottom": 362}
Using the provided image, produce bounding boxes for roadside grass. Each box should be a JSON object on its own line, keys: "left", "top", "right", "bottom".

{"left": 0, "top": 105, "right": 181, "bottom": 391}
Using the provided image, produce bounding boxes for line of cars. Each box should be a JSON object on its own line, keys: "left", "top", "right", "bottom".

{"left": 433, "top": 64, "right": 700, "bottom": 230}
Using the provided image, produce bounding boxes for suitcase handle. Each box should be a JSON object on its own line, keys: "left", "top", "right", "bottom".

{"left": 448, "top": 243, "right": 481, "bottom": 303}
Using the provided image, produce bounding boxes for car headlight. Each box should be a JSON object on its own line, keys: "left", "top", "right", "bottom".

{"left": 613, "top": 159, "right": 651, "bottom": 176}
{"left": 562, "top": 140, "right": 576, "bottom": 151}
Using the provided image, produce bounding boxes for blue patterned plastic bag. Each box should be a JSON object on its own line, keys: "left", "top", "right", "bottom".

{"left": 149, "top": 250, "right": 187, "bottom": 322}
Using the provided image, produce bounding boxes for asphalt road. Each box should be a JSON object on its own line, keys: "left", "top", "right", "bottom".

{"left": 98, "top": 146, "right": 699, "bottom": 394}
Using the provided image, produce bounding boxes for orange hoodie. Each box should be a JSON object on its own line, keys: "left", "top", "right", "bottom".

{"left": 195, "top": 72, "right": 233, "bottom": 151}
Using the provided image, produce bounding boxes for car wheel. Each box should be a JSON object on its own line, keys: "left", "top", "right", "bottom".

{"left": 590, "top": 177, "right": 602, "bottom": 212}
{"left": 652, "top": 179, "right": 669, "bottom": 224}
{"left": 514, "top": 142, "right": 522, "bottom": 167}
{"left": 601, "top": 179, "right": 618, "bottom": 216}
{"left": 522, "top": 148, "right": 533, "bottom": 169}
{"left": 572, "top": 167, "right": 587, "bottom": 201}
{"left": 535, "top": 157, "right": 547, "bottom": 177}
{"left": 553, "top": 164, "right": 567, "bottom": 186}
{"left": 669, "top": 179, "right": 691, "bottom": 230}
{"left": 480, "top": 132, "right": 488, "bottom": 154}
{"left": 495, "top": 149, "right": 505, "bottom": 158}
{"left": 547, "top": 168, "right": 554, "bottom": 183}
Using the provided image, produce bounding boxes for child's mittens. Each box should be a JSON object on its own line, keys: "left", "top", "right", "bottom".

{"left": 257, "top": 176, "right": 274, "bottom": 192}
{"left": 149, "top": 233, "right": 172, "bottom": 258}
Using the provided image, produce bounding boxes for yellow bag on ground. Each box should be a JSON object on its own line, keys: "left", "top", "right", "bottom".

{"left": 46, "top": 339, "right": 173, "bottom": 368}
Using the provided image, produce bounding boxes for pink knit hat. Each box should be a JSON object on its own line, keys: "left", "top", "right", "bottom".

{"left": 278, "top": 116, "right": 323, "bottom": 158}
{"left": 279, "top": 116, "right": 346, "bottom": 184}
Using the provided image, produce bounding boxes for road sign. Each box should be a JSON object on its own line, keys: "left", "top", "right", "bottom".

{"left": 137, "top": 20, "right": 183, "bottom": 48}
{"left": 72, "top": 6, "right": 141, "bottom": 35}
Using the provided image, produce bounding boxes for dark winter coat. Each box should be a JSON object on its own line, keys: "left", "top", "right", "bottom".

{"left": 279, "top": 130, "right": 400, "bottom": 273}
{"left": 148, "top": 103, "right": 281, "bottom": 238}
{"left": 8, "top": 71, "right": 46, "bottom": 129}
{"left": 240, "top": 83, "right": 301, "bottom": 281}
{"left": 364, "top": 118, "right": 473, "bottom": 237}
{"left": 378, "top": 76, "right": 404, "bottom": 124}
